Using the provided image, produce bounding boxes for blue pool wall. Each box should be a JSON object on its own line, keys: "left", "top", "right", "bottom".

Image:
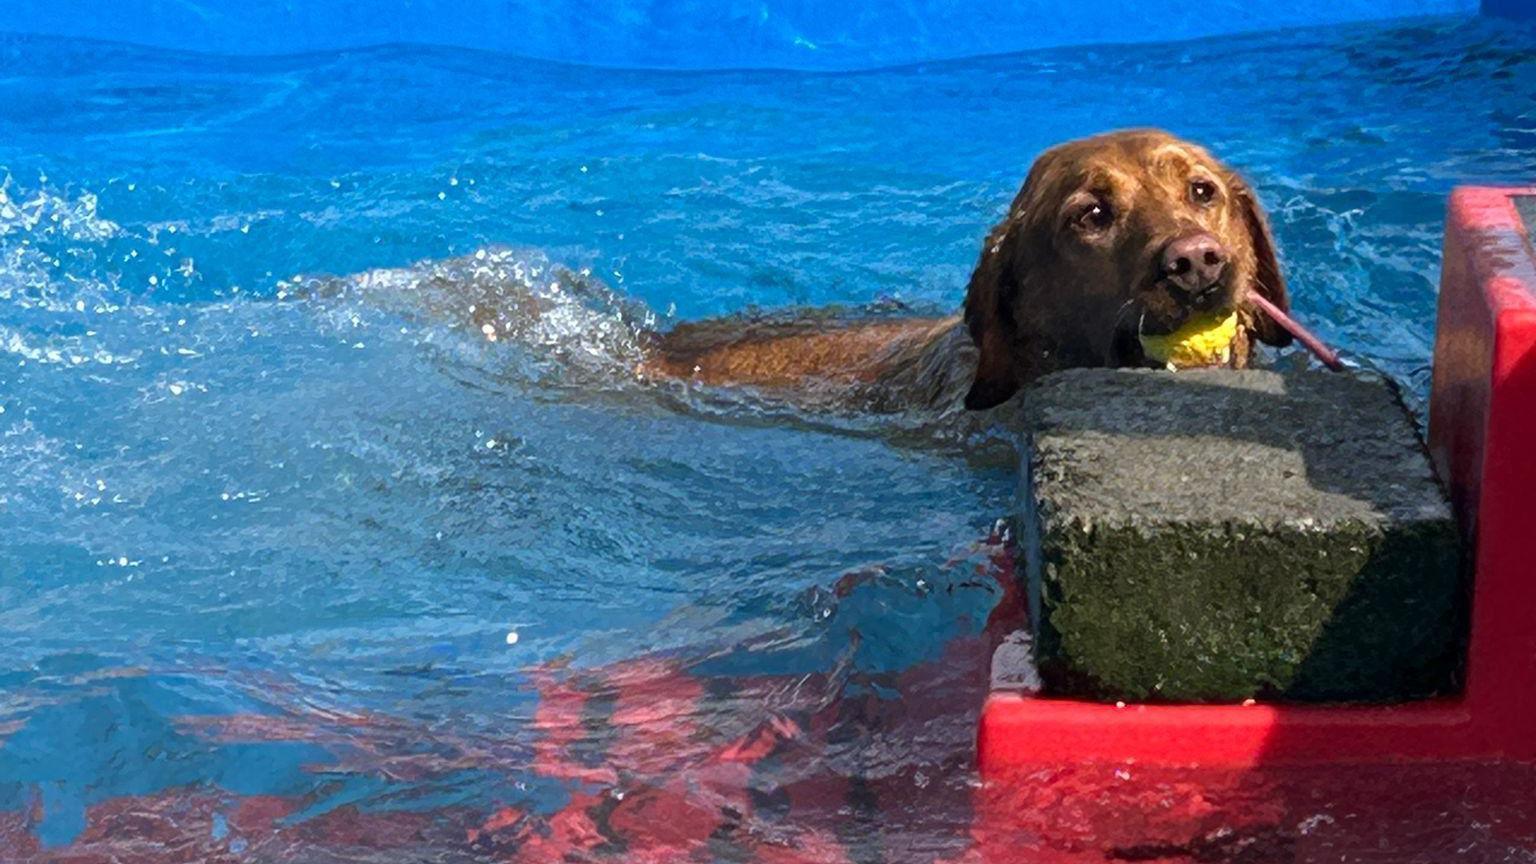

{"left": 4, "top": 0, "right": 1493, "bottom": 69}
{"left": 1485, "top": 0, "right": 1536, "bottom": 19}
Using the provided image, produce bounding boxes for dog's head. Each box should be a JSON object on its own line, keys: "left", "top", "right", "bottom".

{"left": 962, "top": 129, "right": 1292, "bottom": 410}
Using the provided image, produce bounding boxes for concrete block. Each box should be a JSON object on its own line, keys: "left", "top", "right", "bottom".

{"left": 1022, "top": 368, "right": 1464, "bottom": 703}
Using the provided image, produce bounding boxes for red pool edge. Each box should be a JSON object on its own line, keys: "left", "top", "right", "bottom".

{"left": 977, "top": 185, "right": 1536, "bottom": 776}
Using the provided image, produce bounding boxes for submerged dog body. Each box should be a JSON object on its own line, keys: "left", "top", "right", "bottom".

{"left": 641, "top": 129, "right": 1292, "bottom": 413}
{"left": 319, "top": 130, "right": 1291, "bottom": 424}
{"left": 637, "top": 312, "right": 972, "bottom": 415}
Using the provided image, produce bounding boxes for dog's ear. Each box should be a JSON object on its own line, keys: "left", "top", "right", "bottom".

{"left": 963, "top": 219, "right": 1024, "bottom": 410}
{"left": 1231, "top": 175, "right": 1292, "bottom": 347}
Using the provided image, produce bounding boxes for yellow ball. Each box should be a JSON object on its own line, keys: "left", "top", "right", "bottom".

{"left": 1139, "top": 311, "right": 1239, "bottom": 369}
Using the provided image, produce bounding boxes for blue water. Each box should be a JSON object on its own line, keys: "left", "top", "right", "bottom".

{"left": 1, "top": 13, "right": 1535, "bottom": 861}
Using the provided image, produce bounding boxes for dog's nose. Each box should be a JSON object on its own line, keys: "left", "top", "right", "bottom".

{"left": 1160, "top": 233, "right": 1228, "bottom": 298}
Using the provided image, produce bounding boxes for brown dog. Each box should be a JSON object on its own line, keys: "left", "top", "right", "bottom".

{"left": 640, "top": 128, "right": 1292, "bottom": 413}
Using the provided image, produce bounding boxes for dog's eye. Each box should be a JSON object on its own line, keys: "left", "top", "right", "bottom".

{"left": 1190, "top": 179, "right": 1218, "bottom": 205}
{"left": 1074, "top": 199, "right": 1115, "bottom": 231}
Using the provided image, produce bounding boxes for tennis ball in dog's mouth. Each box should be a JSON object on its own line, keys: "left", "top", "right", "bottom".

{"left": 1139, "top": 311, "right": 1239, "bottom": 370}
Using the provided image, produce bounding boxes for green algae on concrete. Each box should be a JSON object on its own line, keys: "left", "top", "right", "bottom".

{"left": 1021, "top": 367, "right": 1464, "bottom": 703}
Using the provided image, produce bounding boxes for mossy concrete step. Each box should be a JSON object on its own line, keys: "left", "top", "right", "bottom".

{"left": 1020, "top": 368, "right": 1464, "bottom": 703}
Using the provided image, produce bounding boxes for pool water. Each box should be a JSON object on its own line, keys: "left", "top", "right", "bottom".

{"left": 2, "top": 13, "right": 1536, "bottom": 863}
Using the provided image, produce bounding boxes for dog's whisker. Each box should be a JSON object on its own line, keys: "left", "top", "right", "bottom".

{"left": 1112, "top": 298, "right": 1146, "bottom": 341}
{"left": 1111, "top": 297, "right": 1139, "bottom": 325}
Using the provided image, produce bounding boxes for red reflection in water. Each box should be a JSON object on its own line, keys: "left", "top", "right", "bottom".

{"left": 4, "top": 529, "right": 1534, "bottom": 862}
{"left": 965, "top": 760, "right": 1536, "bottom": 863}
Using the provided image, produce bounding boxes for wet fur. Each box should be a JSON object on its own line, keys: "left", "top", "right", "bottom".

{"left": 643, "top": 129, "right": 1291, "bottom": 414}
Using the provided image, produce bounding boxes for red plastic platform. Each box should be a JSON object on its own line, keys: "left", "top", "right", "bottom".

{"left": 978, "top": 186, "right": 1536, "bottom": 773}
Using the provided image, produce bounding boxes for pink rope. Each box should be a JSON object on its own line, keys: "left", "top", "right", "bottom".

{"left": 1249, "top": 292, "right": 1344, "bottom": 372}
